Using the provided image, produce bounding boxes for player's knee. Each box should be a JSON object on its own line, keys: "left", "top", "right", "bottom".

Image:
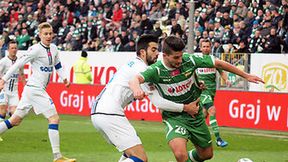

{"left": 141, "top": 156, "right": 148, "bottom": 162}
{"left": 174, "top": 151, "right": 188, "bottom": 162}
{"left": 9, "top": 117, "right": 22, "bottom": 126}
{"left": 199, "top": 151, "right": 213, "bottom": 160}
{"left": 48, "top": 114, "right": 60, "bottom": 124}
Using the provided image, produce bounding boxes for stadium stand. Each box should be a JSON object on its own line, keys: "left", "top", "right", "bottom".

{"left": 0, "top": 0, "right": 287, "bottom": 57}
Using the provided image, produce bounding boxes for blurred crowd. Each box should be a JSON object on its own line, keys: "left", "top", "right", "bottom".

{"left": 0, "top": 0, "right": 288, "bottom": 58}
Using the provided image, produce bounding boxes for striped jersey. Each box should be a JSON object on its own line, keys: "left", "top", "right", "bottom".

{"left": 0, "top": 56, "right": 22, "bottom": 96}
{"left": 196, "top": 67, "right": 222, "bottom": 96}
{"left": 2, "top": 42, "right": 67, "bottom": 89}
{"left": 140, "top": 53, "right": 215, "bottom": 123}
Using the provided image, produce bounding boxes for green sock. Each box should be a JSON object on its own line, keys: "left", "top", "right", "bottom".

{"left": 187, "top": 149, "right": 203, "bottom": 162}
{"left": 210, "top": 115, "right": 220, "bottom": 139}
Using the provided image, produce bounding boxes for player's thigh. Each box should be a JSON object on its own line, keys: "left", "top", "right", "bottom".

{"left": 168, "top": 137, "right": 188, "bottom": 155}
{"left": 91, "top": 114, "right": 142, "bottom": 152}
{"left": 187, "top": 120, "right": 212, "bottom": 148}
{"left": 28, "top": 87, "right": 57, "bottom": 118}
{"left": 14, "top": 87, "right": 33, "bottom": 118}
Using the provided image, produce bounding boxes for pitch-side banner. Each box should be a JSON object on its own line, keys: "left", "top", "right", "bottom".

{"left": 250, "top": 54, "right": 288, "bottom": 93}
{"left": 35, "top": 83, "right": 163, "bottom": 122}
{"left": 19, "top": 83, "right": 287, "bottom": 131}
{"left": 215, "top": 90, "right": 288, "bottom": 131}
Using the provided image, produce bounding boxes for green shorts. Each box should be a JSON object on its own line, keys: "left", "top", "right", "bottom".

{"left": 200, "top": 93, "right": 214, "bottom": 110}
{"left": 163, "top": 117, "right": 212, "bottom": 148}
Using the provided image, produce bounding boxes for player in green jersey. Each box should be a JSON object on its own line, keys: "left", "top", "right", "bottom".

{"left": 129, "top": 36, "right": 264, "bottom": 162}
{"left": 196, "top": 39, "right": 231, "bottom": 147}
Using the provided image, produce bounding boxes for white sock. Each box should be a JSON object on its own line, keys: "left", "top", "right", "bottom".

{"left": 0, "top": 120, "right": 9, "bottom": 134}
{"left": 48, "top": 129, "right": 61, "bottom": 155}
{"left": 118, "top": 154, "right": 128, "bottom": 162}
{"left": 121, "top": 159, "right": 134, "bottom": 162}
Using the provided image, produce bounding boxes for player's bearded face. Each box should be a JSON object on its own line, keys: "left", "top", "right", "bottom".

{"left": 146, "top": 43, "right": 159, "bottom": 65}
{"left": 39, "top": 28, "right": 53, "bottom": 46}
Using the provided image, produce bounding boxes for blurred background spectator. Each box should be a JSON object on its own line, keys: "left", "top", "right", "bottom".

{"left": 0, "top": 0, "right": 287, "bottom": 54}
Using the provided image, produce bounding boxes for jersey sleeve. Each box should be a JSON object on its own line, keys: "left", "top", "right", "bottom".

{"left": 189, "top": 53, "right": 215, "bottom": 68}
{"left": 54, "top": 50, "right": 67, "bottom": 81}
{"left": 148, "top": 89, "right": 184, "bottom": 112}
{"left": 0, "top": 59, "right": 4, "bottom": 77}
{"left": 2, "top": 47, "right": 37, "bottom": 82}
{"left": 140, "top": 66, "right": 159, "bottom": 83}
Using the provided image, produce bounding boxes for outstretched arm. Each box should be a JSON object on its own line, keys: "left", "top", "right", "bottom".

{"left": 215, "top": 59, "right": 264, "bottom": 84}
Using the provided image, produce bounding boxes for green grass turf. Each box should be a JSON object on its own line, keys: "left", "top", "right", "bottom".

{"left": 0, "top": 114, "right": 288, "bottom": 162}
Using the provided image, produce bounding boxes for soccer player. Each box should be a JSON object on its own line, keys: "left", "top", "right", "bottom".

{"left": 196, "top": 39, "right": 231, "bottom": 147}
{"left": 0, "top": 22, "right": 76, "bottom": 162}
{"left": 129, "top": 36, "right": 264, "bottom": 162}
{"left": 91, "top": 34, "right": 200, "bottom": 162}
{"left": 0, "top": 40, "right": 26, "bottom": 141}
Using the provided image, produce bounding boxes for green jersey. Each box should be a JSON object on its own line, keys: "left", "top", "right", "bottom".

{"left": 196, "top": 67, "right": 223, "bottom": 96}
{"left": 140, "top": 53, "right": 215, "bottom": 124}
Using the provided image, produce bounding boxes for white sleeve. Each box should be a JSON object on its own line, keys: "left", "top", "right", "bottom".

{"left": 0, "top": 60, "right": 4, "bottom": 78}
{"left": 148, "top": 90, "right": 184, "bottom": 112}
{"left": 140, "top": 82, "right": 184, "bottom": 112}
{"left": 2, "top": 49, "right": 36, "bottom": 82}
{"left": 54, "top": 51, "right": 67, "bottom": 80}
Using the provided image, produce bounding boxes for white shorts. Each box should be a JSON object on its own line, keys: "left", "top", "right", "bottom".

{"left": 14, "top": 86, "right": 57, "bottom": 119}
{"left": 0, "top": 91, "right": 19, "bottom": 106}
{"left": 91, "top": 114, "right": 142, "bottom": 152}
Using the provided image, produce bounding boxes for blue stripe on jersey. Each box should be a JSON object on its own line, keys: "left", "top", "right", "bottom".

{"left": 55, "top": 62, "right": 62, "bottom": 70}
{"left": 4, "top": 120, "right": 13, "bottom": 129}
{"left": 130, "top": 156, "right": 144, "bottom": 162}
{"left": 48, "top": 124, "right": 59, "bottom": 130}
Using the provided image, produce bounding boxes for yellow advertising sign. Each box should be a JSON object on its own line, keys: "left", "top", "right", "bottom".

{"left": 262, "top": 63, "right": 288, "bottom": 92}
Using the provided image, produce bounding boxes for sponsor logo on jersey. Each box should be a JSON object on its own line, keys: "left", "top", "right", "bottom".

{"left": 197, "top": 68, "right": 216, "bottom": 74}
{"left": 262, "top": 63, "right": 288, "bottom": 92}
{"left": 40, "top": 66, "right": 53, "bottom": 72}
{"left": 163, "top": 78, "right": 193, "bottom": 96}
{"left": 170, "top": 69, "right": 180, "bottom": 76}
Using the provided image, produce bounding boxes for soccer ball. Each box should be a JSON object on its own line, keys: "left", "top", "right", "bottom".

{"left": 237, "top": 158, "right": 253, "bottom": 162}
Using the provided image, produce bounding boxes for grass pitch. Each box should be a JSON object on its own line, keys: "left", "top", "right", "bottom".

{"left": 0, "top": 114, "right": 287, "bottom": 162}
